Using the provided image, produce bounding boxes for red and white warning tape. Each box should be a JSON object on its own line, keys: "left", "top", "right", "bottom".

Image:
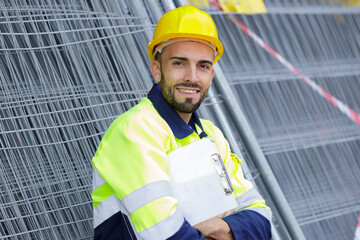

{"left": 210, "top": 0, "right": 360, "bottom": 125}
{"left": 355, "top": 214, "right": 360, "bottom": 240}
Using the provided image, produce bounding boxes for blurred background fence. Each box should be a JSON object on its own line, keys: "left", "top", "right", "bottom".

{"left": 0, "top": 0, "right": 359, "bottom": 239}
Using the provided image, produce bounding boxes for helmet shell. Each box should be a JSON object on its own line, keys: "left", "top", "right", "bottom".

{"left": 147, "top": 5, "right": 223, "bottom": 63}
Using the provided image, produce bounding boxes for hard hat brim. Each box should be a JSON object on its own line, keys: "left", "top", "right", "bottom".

{"left": 148, "top": 34, "right": 223, "bottom": 64}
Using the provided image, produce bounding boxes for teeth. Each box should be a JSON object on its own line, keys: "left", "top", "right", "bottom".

{"left": 179, "top": 89, "right": 197, "bottom": 93}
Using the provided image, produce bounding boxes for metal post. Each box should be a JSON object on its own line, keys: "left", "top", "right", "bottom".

{"left": 200, "top": 87, "right": 289, "bottom": 240}
{"left": 213, "top": 64, "right": 306, "bottom": 240}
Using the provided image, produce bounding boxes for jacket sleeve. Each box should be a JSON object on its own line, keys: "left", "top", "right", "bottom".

{"left": 167, "top": 220, "right": 204, "bottom": 240}
{"left": 223, "top": 210, "right": 271, "bottom": 240}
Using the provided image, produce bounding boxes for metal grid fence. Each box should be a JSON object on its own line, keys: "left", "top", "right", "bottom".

{"left": 0, "top": 0, "right": 359, "bottom": 239}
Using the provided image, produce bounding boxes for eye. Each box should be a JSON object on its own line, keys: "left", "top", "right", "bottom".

{"left": 200, "top": 63, "right": 212, "bottom": 70}
{"left": 173, "top": 61, "right": 184, "bottom": 66}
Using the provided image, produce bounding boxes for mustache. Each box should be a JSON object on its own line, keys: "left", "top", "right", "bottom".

{"left": 174, "top": 82, "right": 202, "bottom": 89}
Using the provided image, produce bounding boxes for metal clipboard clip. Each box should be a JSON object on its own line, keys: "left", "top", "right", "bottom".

{"left": 211, "top": 153, "right": 234, "bottom": 196}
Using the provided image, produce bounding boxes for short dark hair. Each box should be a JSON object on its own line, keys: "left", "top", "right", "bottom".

{"left": 154, "top": 52, "right": 161, "bottom": 63}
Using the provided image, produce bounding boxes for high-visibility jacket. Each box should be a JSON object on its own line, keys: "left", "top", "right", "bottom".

{"left": 92, "top": 84, "right": 272, "bottom": 239}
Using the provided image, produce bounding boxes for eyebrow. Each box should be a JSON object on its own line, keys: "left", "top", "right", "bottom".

{"left": 170, "top": 56, "right": 188, "bottom": 61}
{"left": 169, "top": 56, "right": 213, "bottom": 65}
{"left": 199, "top": 60, "right": 213, "bottom": 66}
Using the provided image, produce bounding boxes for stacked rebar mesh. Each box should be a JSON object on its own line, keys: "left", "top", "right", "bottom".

{"left": 0, "top": 0, "right": 359, "bottom": 239}
{"left": 0, "top": 0, "right": 154, "bottom": 239}
{"left": 210, "top": 0, "right": 360, "bottom": 239}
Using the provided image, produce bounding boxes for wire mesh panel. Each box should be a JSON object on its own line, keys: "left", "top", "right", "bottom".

{"left": 210, "top": 1, "right": 360, "bottom": 239}
{"left": 1, "top": 0, "right": 360, "bottom": 239}
{"left": 0, "top": 0, "right": 156, "bottom": 239}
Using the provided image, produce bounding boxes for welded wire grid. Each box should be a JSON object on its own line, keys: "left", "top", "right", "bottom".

{"left": 210, "top": 0, "right": 360, "bottom": 239}
{"left": 1, "top": 0, "right": 360, "bottom": 239}
{"left": 0, "top": 0, "right": 155, "bottom": 239}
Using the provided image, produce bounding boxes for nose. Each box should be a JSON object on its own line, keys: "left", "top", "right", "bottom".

{"left": 184, "top": 64, "right": 199, "bottom": 83}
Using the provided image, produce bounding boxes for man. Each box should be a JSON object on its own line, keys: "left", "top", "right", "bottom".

{"left": 92, "top": 5, "right": 271, "bottom": 240}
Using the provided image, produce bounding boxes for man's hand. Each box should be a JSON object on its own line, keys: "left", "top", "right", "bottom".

{"left": 194, "top": 218, "right": 234, "bottom": 240}
{"left": 193, "top": 214, "right": 235, "bottom": 240}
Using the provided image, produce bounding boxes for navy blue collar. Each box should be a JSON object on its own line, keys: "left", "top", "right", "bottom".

{"left": 147, "top": 84, "right": 206, "bottom": 139}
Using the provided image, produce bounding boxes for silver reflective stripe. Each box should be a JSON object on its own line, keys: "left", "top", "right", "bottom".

{"left": 94, "top": 193, "right": 183, "bottom": 240}
{"left": 92, "top": 169, "right": 106, "bottom": 192}
{"left": 93, "top": 194, "right": 142, "bottom": 239}
{"left": 93, "top": 194, "right": 124, "bottom": 229}
{"left": 235, "top": 188, "right": 272, "bottom": 221}
{"left": 121, "top": 180, "right": 172, "bottom": 214}
{"left": 93, "top": 172, "right": 172, "bottom": 214}
{"left": 93, "top": 180, "right": 174, "bottom": 238}
{"left": 139, "top": 208, "right": 184, "bottom": 240}
{"left": 236, "top": 187, "right": 264, "bottom": 209}
{"left": 245, "top": 207, "right": 272, "bottom": 222}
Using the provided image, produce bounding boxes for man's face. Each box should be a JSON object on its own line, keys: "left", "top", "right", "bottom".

{"left": 151, "top": 41, "right": 215, "bottom": 115}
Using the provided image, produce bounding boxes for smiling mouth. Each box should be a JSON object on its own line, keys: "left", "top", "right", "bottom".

{"left": 178, "top": 88, "right": 198, "bottom": 94}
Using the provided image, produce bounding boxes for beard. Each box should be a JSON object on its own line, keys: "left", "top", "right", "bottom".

{"left": 159, "top": 72, "right": 209, "bottom": 114}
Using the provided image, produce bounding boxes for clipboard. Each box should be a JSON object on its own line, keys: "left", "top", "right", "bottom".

{"left": 167, "top": 137, "right": 238, "bottom": 226}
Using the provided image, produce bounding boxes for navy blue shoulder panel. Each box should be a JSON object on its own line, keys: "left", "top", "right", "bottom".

{"left": 223, "top": 210, "right": 271, "bottom": 240}
{"left": 94, "top": 211, "right": 136, "bottom": 240}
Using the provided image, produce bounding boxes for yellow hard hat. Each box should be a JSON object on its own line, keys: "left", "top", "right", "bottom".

{"left": 147, "top": 5, "right": 223, "bottom": 63}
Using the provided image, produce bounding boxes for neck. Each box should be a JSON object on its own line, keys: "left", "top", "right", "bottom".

{"left": 175, "top": 110, "right": 192, "bottom": 124}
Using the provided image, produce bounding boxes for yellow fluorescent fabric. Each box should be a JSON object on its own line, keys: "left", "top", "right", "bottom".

{"left": 93, "top": 99, "right": 171, "bottom": 200}
{"left": 130, "top": 197, "right": 177, "bottom": 232}
{"left": 92, "top": 182, "right": 113, "bottom": 209}
{"left": 244, "top": 200, "right": 270, "bottom": 210}
{"left": 93, "top": 98, "right": 180, "bottom": 231}
{"left": 187, "top": 0, "right": 211, "bottom": 8}
{"left": 324, "top": 0, "right": 360, "bottom": 6}
{"left": 92, "top": 97, "right": 267, "bottom": 232}
{"left": 345, "top": 0, "right": 360, "bottom": 6}
{"left": 218, "top": 0, "right": 231, "bottom": 12}
{"left": 219, "top": 0, "right": 267, "bottom": 14}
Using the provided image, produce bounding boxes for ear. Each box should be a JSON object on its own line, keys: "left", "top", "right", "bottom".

{"left": 150, "top": 61, "right": 161, "bottom": 83}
